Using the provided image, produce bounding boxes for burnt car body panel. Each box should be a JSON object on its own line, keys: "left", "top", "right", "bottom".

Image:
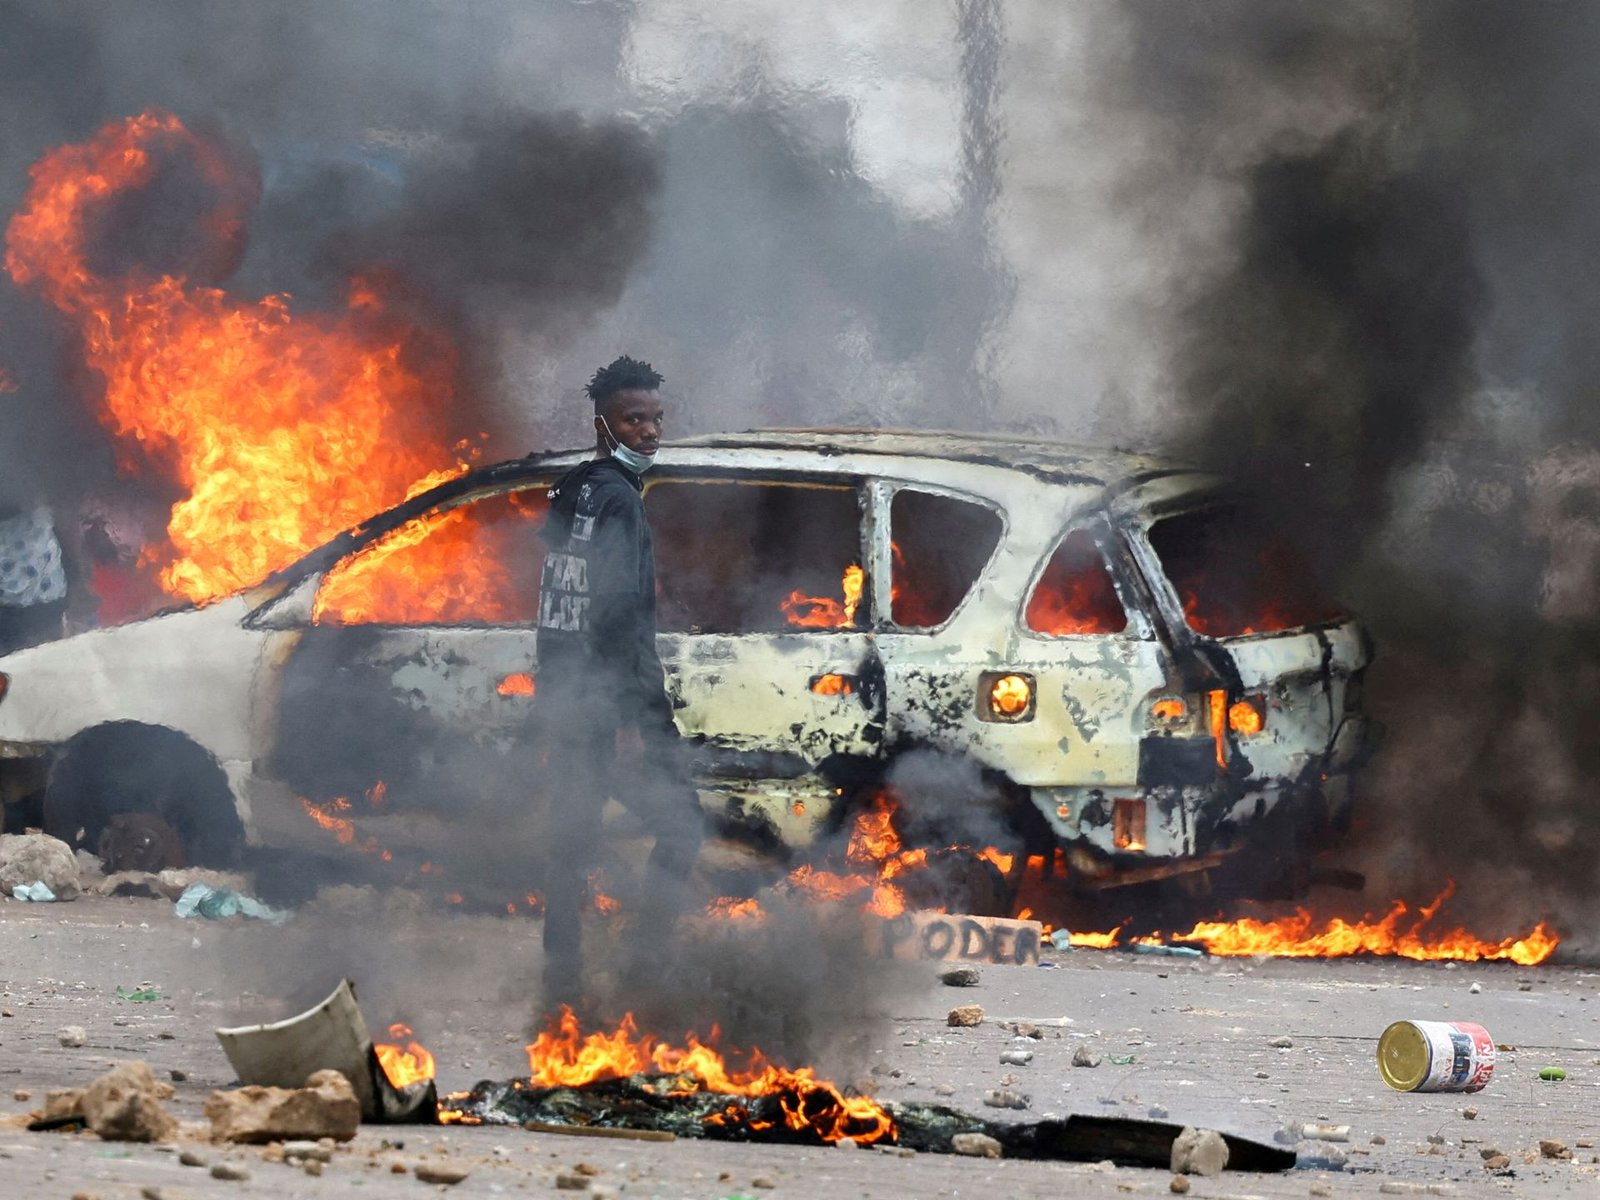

{"left": 0, "top": 430, "right": 1372, "bottom": 886}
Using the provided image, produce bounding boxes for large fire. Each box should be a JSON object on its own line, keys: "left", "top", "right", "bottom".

{"left": 3, "top": 110, "right": 514, "bottom": 624}
{"left": 712, "top": 790, "right": 1559, "bottom": 965}
{"left": 483, "top": 1005, "right": 894, "bottom": 1144}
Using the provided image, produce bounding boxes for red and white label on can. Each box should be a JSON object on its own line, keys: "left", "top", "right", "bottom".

{"left": 1416, "top": 1020, "right": 1496, "bottom": 1093}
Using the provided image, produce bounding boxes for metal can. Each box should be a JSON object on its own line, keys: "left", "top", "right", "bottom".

{"left": 1377, "top": 1020, "right": 1495, "bottom": 1093}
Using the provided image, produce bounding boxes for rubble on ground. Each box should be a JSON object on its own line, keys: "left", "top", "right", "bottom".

{"left": 0, "top": 832, "right": 80, "bottom": 900}
{"left": 204, "top": 1069, "right": 360, "bottom": 1144}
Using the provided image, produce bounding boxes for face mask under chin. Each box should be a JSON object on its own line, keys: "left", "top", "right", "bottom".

{"left": 599, "top": 415, "right": 658, "bottom": 474}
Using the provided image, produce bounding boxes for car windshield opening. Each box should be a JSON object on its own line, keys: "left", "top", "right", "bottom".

{"left": 647, "top": 479, "right": 865, "bottom": 634}
{"left": 312, "top": 487, "right": 549, "bottom": 625}
{"left": 1148, "top": 504, "right": 1344, "bottom": 638}
{"left": 1025, "top": 528, "right": 1127, "bottom": 635}
{"left": 890, "top": 488, "right": 1002, "bottom": 628}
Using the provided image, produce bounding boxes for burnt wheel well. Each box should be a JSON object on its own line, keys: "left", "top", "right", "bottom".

{"left": 44, "top": 721, "right": 244, "bottom": 867}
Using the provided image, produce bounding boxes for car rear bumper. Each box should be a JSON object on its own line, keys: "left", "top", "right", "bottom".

{"left": 1029, "top": 770, "right": 1353, "bottom": 872}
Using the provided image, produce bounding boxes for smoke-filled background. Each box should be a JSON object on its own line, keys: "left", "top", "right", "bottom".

{"left": 4, "top": 0, "right": 1600, "bottom": 1043}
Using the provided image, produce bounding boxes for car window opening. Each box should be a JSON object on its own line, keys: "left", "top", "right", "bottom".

{"left": 889, "top": 489, "right": 1003, "bottom": 629}
{"left": 647, "top": 479, "right": 865, "bottom": 634}
{"left": 313, "top": 488, "right": 549, "bottom": 626}
{"left": 1148, "top": 505, "right": 1343, "bottom": 638}
{"left": 1025, "top": 528, "right": 1127, "bottom": 635}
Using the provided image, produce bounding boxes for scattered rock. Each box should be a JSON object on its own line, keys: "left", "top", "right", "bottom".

{"left": 204, "top": 1069, "right": 360, "bottom": 1143}
{"left": 1148, "top": 1105, "right": 1169, "bottom": 1119}
{"left": 933, "top": 1083, "right": 955, "bottom": 1096}
{"left": 41, "top": 1087, "right": 86, "bottom": 1121}
{"left": 1267, "top": 1035, "right": 1294, "bottom": 1049}
{"left": 981, "top": 1089, "right": 1030, "bottom": 1110}
{"left": 1253, "top": 1070, "right": 1269, "bottom": 1079}
{"left": 999, "top": 1049, "right": 1034, "bottom": 1066}
{"left": 179, "top": 1150, "right": 207, "bottom": 1167}
{"left": 1483, "top": 1154, "right": 1511, "bottom": 1170}
{"left": 1540, "top": 1138, "right": 1571, "bottom": 1159}
{"left": 1378, "top": 1184, "right": 1427, "bottom": 1196}
{"left": 836, "top": 1137, "right": 859, "bottom": 1149}
{"left": 1169, "top": 1176, "right": 1190, "bottom": 1195}
{"left": 11, "top": 1088, "right": 29, "bottom": 1101}
{"left": 751, "top": 1179, "right": 776, "bottom": 1190}
{"left": 0, "top": 832, "right": 81, "bottom": 899}
{"left": 1427, "top": 1134, "right": 1445, "bottom": 1145}
{"left": 284, "top": 1140, "right": 333, "bottom": 1162}
{"left": 1462, "top": 1106, "right": 1478, "bottom": 1120}
{"left": 951, "top": 1132, "right": 1002, "bottom": 1158}
{"left": 169, "top": 1069, "right": 188, "bottom": 1082}
{"left": 57, "top": 1025, "right": 87, "bottom": 1048}
{"left": 940, "top": 966, "right": 981, "bottom": 987}
{"left": 554, "top": 1172, "right": 591, "bottom": 1190}
{"left": 1170, "top": 1127, "right": 1229, "bottom": 1177}
{"left": 1309, "top": 1186, "right": 1333, "bottom": 1199}
{"left": 303, "top": 1159, "right": 324, "bottom": 1177}
{"left": 209, "top": 1163, "right": 251, "bottom": 1181}
{"left": 947, "top": 1004, "right": 984, "bottom": 1027}
{"left": 1010, "top": 1022, "right": 1043, "bottom": 1039}
{"left": 81, "top": 1061, "right": 178, "bottom": 1142}
{"left": 1371, "top": 1134, "right": 1387, "bottom": 1145}
{"left": 414, "top": 1163, "right": 472, "bottom": 1185}
{"left": 1469, "top": 982, "right": 1482, "bottom": 994}
{"left": 1478, "top": 1147, "right": 1501, "bottom": 1160}
{"left": 139, "top": 1189, "right": 165, "bottom": 1200}
{"left": 1072, "top": 1046, "right": 1102, "bottom": 1068}
{"left": 390, "top": 1163, "right": 408, "bottom": 1174}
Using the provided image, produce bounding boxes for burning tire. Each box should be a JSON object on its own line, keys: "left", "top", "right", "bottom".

{"left": 43, "top": 721, "right": 245, "bottom": 868}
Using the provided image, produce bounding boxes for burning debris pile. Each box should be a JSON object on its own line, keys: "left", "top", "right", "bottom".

{"left": 431, "top": 1006, "right": 1292, "bottom": 1170}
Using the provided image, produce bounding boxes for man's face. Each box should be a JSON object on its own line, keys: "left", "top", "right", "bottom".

{"left": 597, "top": 388, "right": 665, "bottom": 457}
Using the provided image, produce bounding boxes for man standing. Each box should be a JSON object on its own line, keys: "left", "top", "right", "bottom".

{"left": 534, "top": 355, "right": 703, "bottom": 1004}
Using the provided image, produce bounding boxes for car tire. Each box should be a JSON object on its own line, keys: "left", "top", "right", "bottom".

{"left": 43, "top": 722, "right": 245, "bottom": 868}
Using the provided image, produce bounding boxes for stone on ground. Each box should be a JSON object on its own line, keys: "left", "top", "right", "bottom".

{"left": 1169, "top": 1126, "right": 1229, "bottom": 1177}
{"left": 204, "top": 1069, "right": 359, "bottom": 1143}
{"left": 0, "top": 832, "right": 81, "bottom": 899}
{"left": 81, "top": 1061, "right": 178, "bottom": 1142}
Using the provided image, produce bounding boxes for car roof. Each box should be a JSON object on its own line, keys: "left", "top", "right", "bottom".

{"left": 536, "top": 427, "right": 1190, "bottom": 488}
{"left": 263, "top": 428, "right": 1217, "bottom": 590}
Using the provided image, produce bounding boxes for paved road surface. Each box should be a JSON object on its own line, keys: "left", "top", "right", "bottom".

{"left": 2, "top": 895, "right": 1595, "bottom": 1198}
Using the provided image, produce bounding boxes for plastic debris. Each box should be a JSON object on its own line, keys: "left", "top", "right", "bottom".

{"left": 1131, "top": 943, "right": 1204, "bottom": 958}
{"left": 1049, "top": 929, "right": 1074, "bottom": 950}
{"left": 174, "top": 883, "right": 290, "bottom": 924}
{"left": 1109, "top": 1054, "right": 1136, "bottom": 1066}
{"left": 11, "top": 881, "right": 56, "bottom": 902}
{"left": 1537, "top": 1066, "right": 1567, "bottom": 1081}
{"left": 115, "top": 986, "right": 162, "bottom": 1002}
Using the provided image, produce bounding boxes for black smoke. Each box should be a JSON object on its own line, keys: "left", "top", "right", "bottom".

{"left": 1112, "top": 2, "right": 1600, "bottom": 934}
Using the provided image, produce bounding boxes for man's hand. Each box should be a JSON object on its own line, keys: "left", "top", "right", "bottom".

{"left": 615, "top": 725, "right": 646, "bottom": 760}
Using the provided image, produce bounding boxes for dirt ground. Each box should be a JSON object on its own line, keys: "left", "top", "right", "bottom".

{"left": 2, "top": 893, "right": 1597, "bottom": 1200}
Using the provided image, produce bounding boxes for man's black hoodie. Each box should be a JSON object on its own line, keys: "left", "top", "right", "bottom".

{"left": 536, "top": 457, "right": 674, "bottom": 731}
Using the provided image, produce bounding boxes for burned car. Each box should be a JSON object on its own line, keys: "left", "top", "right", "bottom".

{"left": 0, "top": 431, "right": 1369, "bottom": 896}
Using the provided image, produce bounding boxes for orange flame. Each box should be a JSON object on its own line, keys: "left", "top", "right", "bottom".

{"left": 2, "top": 110, "right": 497, "bottom": 619}
{"left": 707, "top": 896, "right": 765, "bottom": 921}
{"left": 497, "top": 672, "right": 536, "bottom": 697}
{"left": 375, "top": 1022, "right": 436, "bottom": 1089}
{"left": 1168, "top": 884, "right": 1558, "bottom": 965}
{"left": 524, "top": 1006, "right": 893, "bottom": 1144}
{"left": 782, "top": 564, "right": 864, "bottom": 628}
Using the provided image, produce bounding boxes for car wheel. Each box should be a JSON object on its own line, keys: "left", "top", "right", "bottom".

{"left": 44, "top": 722, "right": 245, "bottom": 868}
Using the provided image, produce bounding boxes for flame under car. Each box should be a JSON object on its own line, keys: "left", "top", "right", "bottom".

{"left": 0, "top": 431, "right": 1370, "bottom": 898}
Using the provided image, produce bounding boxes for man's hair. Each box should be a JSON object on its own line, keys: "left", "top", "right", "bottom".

{"left": 586, "top": 355, "right": 663, "bottom": 408}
